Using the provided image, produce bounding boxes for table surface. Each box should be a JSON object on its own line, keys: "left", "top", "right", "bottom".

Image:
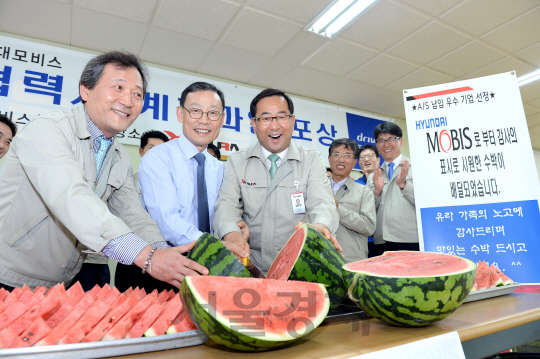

{"left": 114, "top": 293, "right": 540, "bottom": 359}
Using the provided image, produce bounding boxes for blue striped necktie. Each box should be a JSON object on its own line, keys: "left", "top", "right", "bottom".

{"left": 388, "top": 162, "right": 395, "bottom": 181}
{"left": 194, "top": 153, "right": 210, "bottom": 233}
{"left": 95, "top": 137, "right": 111, "bottom": 178}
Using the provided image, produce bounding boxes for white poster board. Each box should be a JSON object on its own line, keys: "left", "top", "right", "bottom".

{"left": 404, "top": 71, "right": 540, "bottom": 283}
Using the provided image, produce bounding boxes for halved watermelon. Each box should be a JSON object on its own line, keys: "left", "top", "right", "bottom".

{"left": 187, "top": 233, "right": 251, "bottom": 277}
{"left": 181, "top": 276, "right": 330, "bottom": 351}
{"left": 266, "top": 223, "right": 346, "bottom": 309}
{"left": 343, "top": 251, "right": 476, "bottom": 327}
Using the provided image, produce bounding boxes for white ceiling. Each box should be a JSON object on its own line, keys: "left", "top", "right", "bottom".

{"left": 1, "top": 0, "right": 540, "bottom": 147}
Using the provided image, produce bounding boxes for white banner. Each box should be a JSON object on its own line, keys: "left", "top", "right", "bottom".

{"left": 404, "top": 71, "right": 540, "bottom": 283}
{"left": 0, "top": 34, "right": 389, "bottom": 166}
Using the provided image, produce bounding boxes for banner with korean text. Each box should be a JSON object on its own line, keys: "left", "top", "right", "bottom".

{"left": 405, "top": 71, "right": 540, "bottom": 283}
{"left": 0, "top": 34, "right": 387, "bottom": 166}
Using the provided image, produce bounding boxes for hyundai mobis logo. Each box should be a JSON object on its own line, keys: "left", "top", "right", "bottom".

{"left": 427, "top": 127, "right": 473, "bottom": 153}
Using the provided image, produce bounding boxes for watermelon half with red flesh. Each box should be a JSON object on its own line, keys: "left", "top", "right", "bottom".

{"left": 343, "top": 251, "right": 476, "bottom": 327}
{"left": 266, "top": 223, "right": 346, "bottom": 309}
{"left": 180, "top": 276, "right": 329, "bottom": 352}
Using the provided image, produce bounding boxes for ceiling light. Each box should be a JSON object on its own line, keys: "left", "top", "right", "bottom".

{"left": 518, "top": 69, "right": 540, "bottom": 87}
{"left": 305, "top": 0, "right": 377, "bottom": 38}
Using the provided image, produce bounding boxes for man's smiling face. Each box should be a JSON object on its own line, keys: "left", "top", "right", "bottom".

{"left": 80, "top": 63, "right": 144, "bottom": 138}
{"left": 251, "top": 96, "right": 295, "bottom": 154}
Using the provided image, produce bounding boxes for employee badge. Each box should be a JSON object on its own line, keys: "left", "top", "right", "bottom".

{"left": 291, "top": 191, "right": 306, "bottom": 214}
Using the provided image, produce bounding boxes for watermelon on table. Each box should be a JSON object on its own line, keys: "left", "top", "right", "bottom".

{"left": 58, "top": 300, "right": 111, "bottom": 344}
{"left": 0, "top": 288, "right": 7, "bottom": 302}
{"left": 66, "top": 281, "right": 85, "bottom": 299}
{"left": 181, "top": 276, "right": 330, "bottom": 351}
{"left": 187, "top": 233, "right": 251, "bottom": 277}
{"left": 74, "top": 292, "right": 97, "bottom": 310}
{"left": 103, "top": 286, "right": 121, "bottom": 306}
{"left": 83, "top": 295, "right": 135, "bottom": 342}
{"left": 96, "top": 284, "right": 111, "bottom": 300}
{"left": 489, "top": 265, "right": 504, "bottom": 287}
{"left": 344, "top": 251, "right": 476, "bottom": 327}
{"left": 17, "top": 290, "right": 34, "bottom": 304}
{"left": 46, "top": 302, "right": 74, "bottom": 328}
{"left": 157, "top": 290, "right": 169, "bottom": 304}
{"left": 34, "top": 286, "right": 47, "bottom": 296}
{"left": 476, "top": 261, "right": 491, "bottom": 290}
{"left": 491, "top": 265, "right": 514, "bottom": 285}
{"left": 125, "top": 302, "right": 165, "bottom": 339}
{"left": 4, "top": 287, "right": 23, "bottom": 304}
{"left": 124, "top": 287, "right": 133, "bottom": 297}
{"left": 165, "top": 309, "right": 197, "bottom": 334}
{"left": 10, "top": 317, "right": 51, "bottom": 348}
{"left": 45, "top": 283, "right": 66, "bottom": 298}
{"left": 145, "top": 295, "right": 183, "bottom": 337}
{"left": 0, "top": 301, "right": 28, "bottom": 329}
{"left": 266, "top": 223, "right": 346, "bottom": 309}
{"left": 34, "top": 306, "right": 86, "bottom": 346}
{"left": 101, "top": 290, "right": 158, "bottom": 341}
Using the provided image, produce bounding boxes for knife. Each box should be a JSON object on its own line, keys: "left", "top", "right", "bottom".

{"left": 242, "top": 257, "right": 266, "bottom": 279}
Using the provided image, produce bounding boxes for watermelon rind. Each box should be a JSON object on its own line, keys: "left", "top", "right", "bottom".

{"left": 188, "top": 233, "right": 251, "bottom": 278}
{"left": 269, "top": 223, "right": 346, "bottom": 309}
{"left": 343, "top": 251, "right": 476, "bottom": 327}
{"left": 180, "top": 276, "right": 329, "bottom": 352}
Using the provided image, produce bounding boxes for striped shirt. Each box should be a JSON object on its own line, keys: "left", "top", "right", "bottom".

{"left": 85, "top": 111, "right": 169, "bottom": 265}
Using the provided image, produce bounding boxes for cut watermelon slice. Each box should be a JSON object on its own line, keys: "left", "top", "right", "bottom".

{"left": 489, "top": 265, "right": 504, "bottom": 287}
{"left": 2, "top": 291, "right": 59, "bottom": 338}
{"left": 66, "top": 281, "right": 85, "bottom": 299}
{"left": 344, "top": 251, "right": 476, "bottom": 327}
{"left": 83, "top": 295, "right": 134, "bottom": 343}
{"left": 267, "top": 223, "right": 346, "bottom": 309}
{"left": 46, "top": 302, "right": 74, "bottom": 329}
{"left": 101, "top": 291, "right": 158, "bottom": 341}
{"left": 157, "top": 290, "right": 169, "bottom": 304}
{"left": 125, "top": 302, "right": 165, "bottom": 339}
{"left": 17, "top": 290, "right": 34, "bottom": 304}
{"left": 0, "top": 301, "right": 29, "bottom": 329}
{"left": 33, "top": 286, "right": 47, "bottom": 296}
{"left": 58, "top": 300, "right": 111, "bottom": 344}
{"left": 491, "top": 265, "right": 513, "bottom": 285}
{"left": 145, "top": 295, "right": 183, "bottom": 337}
{"left": 0, "top": 288, "right": 8, "bottom": 302}
{"left": 124, "top": 287, "right": 133, "bottom": 297}
{"left": 165, "top": 309, "right": 197, "bottom": 334}
{"left": 21, "top": 284, "right": 31, "bottom": 292}
{"left": 476, "top": 261, "right": 490, "bottom": 290}
{"left": 4, "top": 287, "right": 23, "bottom": 304}
{"left": 103, "top": 286, "right": 121, "bottom": 305}
{"left": 181, "top": 276, "right": 330, "bottom": 351}
{"left": 34, "top": 306, "right": 86, "bottom": 346}
{"left": 9, "top": 317, "right": 51, "bottom": 348}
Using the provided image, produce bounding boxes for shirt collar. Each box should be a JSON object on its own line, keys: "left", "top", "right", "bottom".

{"left": 85, "top": 108, "right": 113, "bottom": 141}
{"left": 385, "top": 153, "right": 403, "bottom": 167}
{"left": 261, "top": 146, "right": 288, "bottom": 161}
{"left": 179, "top": 134, "right": 208, "bottom": 161}
{"left": 330, "top": 176, "right": 348, "bottom": 189}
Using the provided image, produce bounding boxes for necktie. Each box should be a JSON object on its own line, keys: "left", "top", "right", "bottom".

{"left": 268, "top": 154, "right": 279, "bottom": 179}
{"left": 194, "top": 153, "right": 210, "bottom": 233}
{"left": 95, "top": 137, "right": 111, "bottom": 178}
{"left": 388, "top": 162, "right": 395, "bottom": 181}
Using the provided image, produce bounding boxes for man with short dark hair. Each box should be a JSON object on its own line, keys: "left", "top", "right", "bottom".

{"left": 0, "top": 114, "right": 16, "bottom": 160}
{"left": 133, "top": 130, "right": 169, "bottom": 194}
{"left": 356, "top": 144, "right": 380, "bottom": 185}
{"left": 115, "top": 82, "right": 236, "bottom": 293}
{"left": 368, "top": 122, "right": 418, "bottom": 253}
{"left": 328, "top": 138, "right": 376, "bottom": 262}
{"left": 213, "top": 88, "right": 340, "bottom": 273}
{"left": 0, "top": 51, "right": 207, "bottom": 291}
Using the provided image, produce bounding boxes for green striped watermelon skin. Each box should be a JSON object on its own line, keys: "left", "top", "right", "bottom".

{"left": 284, "top": 224, "right": 346, "bottom": 309}
{"left": 180, "top": 281, "right": 293, "bottom": 351}
{"left": 344, "top": 254, "right": 476, "bottom": 327}
{"left": 188, "top": 233, "right": 251, "bottom": 278}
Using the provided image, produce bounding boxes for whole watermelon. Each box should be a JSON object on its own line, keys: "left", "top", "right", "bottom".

{"left": 343, "top": 251, "right": 476, "bottom": 327}
{"left": 266, "top": 223, "right": 346, "bottom": 309}
{"left": 180, "top": 276, "right": 330, "bottom": 351}
{"left": 188, "top": 233, "right": 251, "bottom": 277}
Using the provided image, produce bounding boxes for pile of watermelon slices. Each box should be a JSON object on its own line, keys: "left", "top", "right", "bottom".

{"left": 0, "top": 282, "right": 196, "bottom": 348}
{"left": 471, "top": 261, "right": 514, "bottom": 291}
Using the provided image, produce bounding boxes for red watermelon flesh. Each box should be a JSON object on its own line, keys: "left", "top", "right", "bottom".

{"left": 145, "top": 295, "right": 183, "bottom": 337}
{"left": 125, "top": 303, "right": 165, "bottom": 339}
{"left": 66, "top": 281, "right": 84, "bottom": 299}
{"left": 492, "top": 265, "right": 513, "bottom": 285}
{"left": 83, "top": 295, "right": 134, "bottom": 343}
{"left": 0, "top": 326, "right": 17, "bottom": 348}
{"left": 186, "top": 276, "right": 329, "bottom": 338}
{"left": 489, "top": 265, "right": 503, "bottom": 287}
{"left": 10, "top": 317, "right": 51, "bottom": 348}
{"left": 157, "top": 290, "right": 169, "bottom": 304}
{"left": 4, "top": 288, "right": 23, "bottom": 304}
{"left": 34, "top": 306, "right": 86, "bottom": 346}
{"left": 46, "top": 302, "right": 74, "bottom": 329}
{"left": 124, "top": 287, "right": 133, "bottom": 297}
{"left": 58, "top": 300, "right": 110, "bottom": 344}
{"left": 75, "top": 292, "right": 97, "bottom": 310}
{"left": 167, "top": 289, "right": 176, "bottom": 301}
{"left": 267, "top": 228, "right": 305, "bottom": 280}
{"left": 166, "top": 309, "right": 197, "bottom": 334}
{"left": 0, "top": 301, "right": 28, "bottom": 329}
{"left": 21, "top": 284, "right": 31, "bottom": 292}
{"left": 45, "top": 283, "right": 65, "bottom": 298}
{"left": 3, "top": 292, "right": 59, "bottom": 337}
{"left": 0, "top": 288, "right": 7, "bottom": 302}
{"left": 17, "top": 290, "right": 34, "bottom": 304}
{"left": 101, "top": 291, "right": 157, "bottom": 341}
{"left": 103, "top": 286, "right": 121, "bottom": 306}
{"left": 34, "top": 286, "right": 47, "bottom": 296}
{"left": 25, "top": 292, "right": 45, "bottom": 309}
{"left": 476, "top": 261, "right": 491, "bottom": 290}
{"left": 96, "top": 284, "right": 111, "bottom": 300}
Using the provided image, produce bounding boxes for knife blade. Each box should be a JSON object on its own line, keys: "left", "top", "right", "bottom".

{"left": 242, "top": 257, "right": 265, "bottom": 279}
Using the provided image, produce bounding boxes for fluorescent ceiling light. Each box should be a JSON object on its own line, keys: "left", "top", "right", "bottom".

{"left": 518, "top": 69, "right": 540, "bottom": 87}
{"left": 306, "top": 0, "right": 376, "bottom": 38}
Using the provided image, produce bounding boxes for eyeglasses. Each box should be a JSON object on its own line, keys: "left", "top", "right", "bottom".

{"left": 331, "top": 152, "right": 354, "bottom": 160}
{"left": 376, "top": 136, "right": 400, "bottom": 145}
{"left": 182, "top": 106, "right": 223, "bottom": 121}
{"left": 253, "top": 115, "right": 292, "bottom": 124}
{"left": 359, "top": 153, "right": 376, "bottom": 160}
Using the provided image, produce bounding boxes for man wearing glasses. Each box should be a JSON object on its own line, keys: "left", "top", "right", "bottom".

{"left": 213, "top": 88, "right": 340, "bottom": 274}
{"left": 328, "top": 139, "right": 376, "bottom": 262}
{"left": 368, "top": 122, "right": 418, "bottom": 253}
{"left": 115, "top": 82, "right": 228, "bottom": 292}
